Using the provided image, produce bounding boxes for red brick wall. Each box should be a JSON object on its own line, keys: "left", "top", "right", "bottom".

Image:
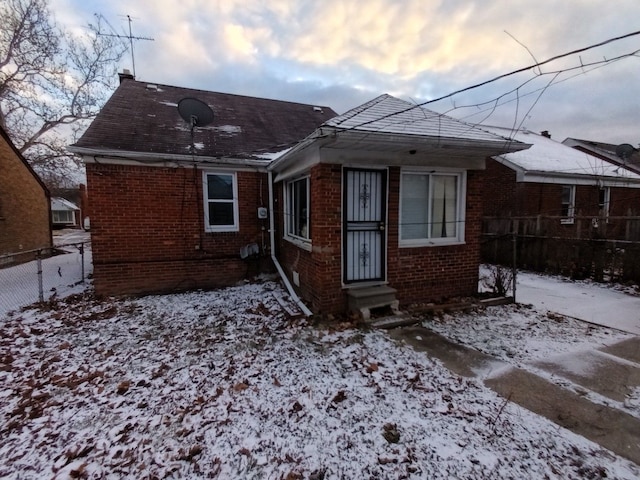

{"left": 485, "top": 158, "right": 640, "bottom": 220}
{"left": 483, "top": 159, "right": 518, "bottom": 217}
{"left": 275, "top": 163, "right": 346, "bottom": 313}
{"left": 86, "top": 163, "right": 270, "bottom": 296}
{"left": 387, "top": 168, "right": 482, "bottom": 305}
{"left": 277, "top": 164, "right": 484, "bottom": 314}
{"left": 0, "top": 133, "right": 51, "bottom": 256}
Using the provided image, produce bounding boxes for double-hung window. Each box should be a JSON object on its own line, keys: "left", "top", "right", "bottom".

{"left": 285, "top": 176, "right": 310, "bottom": 242}
{"left": 400, "top": 171, "right": 465, "bottom": 246}
{"left": 203, "top": 171, "right": 239, "bottom": 232}
{"left": 560, "top": 185, "right": 575, "bottom": 224}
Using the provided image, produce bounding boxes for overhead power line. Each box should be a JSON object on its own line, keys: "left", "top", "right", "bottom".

{"left": 335, "top": 29, "right": 640, "bottom": 132}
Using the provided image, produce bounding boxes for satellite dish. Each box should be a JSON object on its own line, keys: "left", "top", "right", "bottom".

{"left": 177, "top": 97, "right": 214, "bottom": 127}
{"left": 615, "top": 143, "right": 636, "bottom": 160}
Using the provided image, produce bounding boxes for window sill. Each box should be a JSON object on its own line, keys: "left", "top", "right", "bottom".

{"left": 205, "top": 226, "right": 239, "bottom": 233}
{"left": 560, "top": 219, "right": 575, "bottom": 225}
{"left": 399, "top": 239, "right": 466, "bottom": 248}
{"left": 284, "top": 235, "right": 312, "bottom": 252}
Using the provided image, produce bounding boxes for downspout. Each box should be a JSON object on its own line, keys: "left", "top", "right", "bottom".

{"left": 268, "top": 171, "right": 313, "bottom": 317}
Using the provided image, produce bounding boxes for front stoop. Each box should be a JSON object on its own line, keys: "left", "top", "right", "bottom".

{"left": 347, "top": 285, "right": 400, "bottom": 321}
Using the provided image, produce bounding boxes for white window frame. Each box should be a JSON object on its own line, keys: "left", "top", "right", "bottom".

{"left": 202, "top": 171, "right": 239, "bottom": 232}
{"left": 399, "top": 169, "right": 466, "bottom": 247}
{"left": 52, "top": 210, "right": 75, "bottom": 224}
{"left": 284, "top": 175, "right": 311, "bottom": 249}
{"left": 560, "top": 185, "right": 576, "bottom": 225}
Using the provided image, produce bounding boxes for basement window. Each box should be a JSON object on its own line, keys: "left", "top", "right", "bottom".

{"left": 203, "top": 171, "right": 239, "bottom": 232}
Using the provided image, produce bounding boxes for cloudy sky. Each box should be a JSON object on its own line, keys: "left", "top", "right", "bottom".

{"left": 51, "top": 0, "right": 640, "bottom": 145}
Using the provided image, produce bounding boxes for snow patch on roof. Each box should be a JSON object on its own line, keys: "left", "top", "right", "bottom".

{"left": 214, "top": 125, "right": 242, "bottom": 135}
{"left": 184, "top": 142, "right": 205, "bottom": 151}
{"left": 158, "top": 101, "right": 179, "bottom": 107}
{"left": 51, "top": 197, "right": 79, "bottom": 211}
{"left": 485, "top": 126, "right": 640, "bottom": 179}
{"left": 252, "top": 147, "right": 293, "bottom": 160}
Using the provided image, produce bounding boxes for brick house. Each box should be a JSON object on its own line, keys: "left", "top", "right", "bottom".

{"left": 562, "top": 138, "right": 640, "bottom": 175}
{"left": 51, "top": 184, "right": 89, "bottom": 230}
{"left": 268, "top": 95, "right": 529, "bottom": 314}
{"left": 71, "top": 80, "right": 529, "bottom": 314}
{"left": 0, "top": 125, "right": 52, "bottom": 262}
{"left": 51, "top": 197, "right": 81, "bottom": 229}
{"left": 69, "top": 77, "right": 337, "bottom": 296}
{"left": 482, "top": 127, "right": 640, "bottom": 240}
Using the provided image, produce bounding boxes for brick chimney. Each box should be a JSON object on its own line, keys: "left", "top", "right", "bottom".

{"left": 540, "top": 130, "right": 551, "bottom": 138}
{"left": 118, "top": 69, "right": 135, "bottom": 84}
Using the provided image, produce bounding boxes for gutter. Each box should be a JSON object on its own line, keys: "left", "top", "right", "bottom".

{"left": 268, "top": 171, "right": 312, "bottom": 317}
{"left": 67, "top": 146, "right": 271, "bottom": 169}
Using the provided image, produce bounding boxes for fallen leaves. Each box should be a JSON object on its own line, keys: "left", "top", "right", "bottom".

{"left": 116, "top": 380, "right": 131, "bottom": 395}
{"left": 382, "top": 423, "right": 400, "bottom": 444}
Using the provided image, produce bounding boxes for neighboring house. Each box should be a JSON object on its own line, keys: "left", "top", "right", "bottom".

{"left": 563, "top": 138, "right": 640, "bottom": 174}
{"left": 482, "top": 127, "right": 640, "bottom": 240}
{"left": 51, "top": 197, "right": 80, "bottom": 229}
{"left": 70, "top": 78, "right": 529, "bottom": 314}
{"left": 0, "top": 125, "right": 52, "bottom": 262}
{"left": 51, "top": 184, "right": 89, "bottom": 229}
{"left": 268, "top": 95, "right": 529, "bottom": 314}
{"left": 69, "top": 77, "right": 337, "bottom": 297}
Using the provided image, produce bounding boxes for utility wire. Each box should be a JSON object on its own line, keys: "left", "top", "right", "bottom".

{"left": 332, "top": 29, "right": 640, "bottom": 131}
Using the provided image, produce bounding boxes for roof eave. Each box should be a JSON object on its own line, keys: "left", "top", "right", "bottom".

{"left": 68, "top": 146, "right": 271, "bottom": 169}
{"left": 520, "top": 170, "right": 640, "bottom": 187}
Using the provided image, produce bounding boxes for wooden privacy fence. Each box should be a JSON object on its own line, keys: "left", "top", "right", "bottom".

{"left": 482, "top": 216, "right": 640, "bottom": 284}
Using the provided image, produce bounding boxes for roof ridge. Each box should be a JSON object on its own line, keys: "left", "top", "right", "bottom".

{"left": 122, "top": 79, "right": 334, "bottom": 110}
{"left": 326, "top": 93, "right": 396, "bottom": 127}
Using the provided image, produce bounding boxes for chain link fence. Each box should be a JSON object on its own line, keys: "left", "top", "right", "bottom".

{"left": 0, "top": 241, "right": 92, "bottom": 318}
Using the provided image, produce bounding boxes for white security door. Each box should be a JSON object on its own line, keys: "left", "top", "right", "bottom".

{"left": 343, "top": 168, "right": 387, "bottom": 283}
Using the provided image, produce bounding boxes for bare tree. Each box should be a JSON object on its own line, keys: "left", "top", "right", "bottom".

{"left": 0, "top": 0, "right": 126, "bottom": 187}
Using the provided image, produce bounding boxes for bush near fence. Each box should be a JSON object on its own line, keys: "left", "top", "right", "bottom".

{"left": 482, "top": 215, "right": 640, "bottom": 284}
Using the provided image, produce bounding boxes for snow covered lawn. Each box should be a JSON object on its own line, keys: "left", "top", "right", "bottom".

{"left": 422, "top": 300, "right": 640, "bottom": 420}
{"left": 424, "top": 302, "right": 632, "bottom": 367}
{"left": 2, "top": 281, "right": 639, "bottom": 478}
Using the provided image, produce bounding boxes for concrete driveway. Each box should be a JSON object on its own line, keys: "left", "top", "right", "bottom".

{"left": 389, "top": 327, "right": 640, "bottom": 466}
{"left": 516, "top": 271, "right": 640, "bottom": 335}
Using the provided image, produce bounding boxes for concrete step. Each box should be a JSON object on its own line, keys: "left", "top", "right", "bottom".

{"left": 347, "top": 285, "right": 399, "bottom": 321}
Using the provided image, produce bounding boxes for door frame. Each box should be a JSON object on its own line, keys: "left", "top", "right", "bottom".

{"left": 342, "top": 166, "right": 389, "bottom": 285}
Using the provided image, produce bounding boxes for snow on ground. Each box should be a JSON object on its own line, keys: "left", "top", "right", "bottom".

{"left": 1, "top": 281, "right": 639, "bottom": 479}
{"left": 516, "top": 270, "right": 640, "bottom": 335}
{"left": 0, "top": 244, "right": 92, "bottom": 318}
{"left": 425, "top": 266, "right": 640, "bottom": 418}
{"left": 424, "top": 303, "right": 631, "bottom": 367}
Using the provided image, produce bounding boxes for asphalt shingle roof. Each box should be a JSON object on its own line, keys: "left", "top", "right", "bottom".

{"left": 486, "top": 126, "right": 640, "bottom": 180}
{"left": 72, "top": 79, "right": 338, "bottom": 159}
{"left": 325, "top": 94, "right": 513, "bottom": 143}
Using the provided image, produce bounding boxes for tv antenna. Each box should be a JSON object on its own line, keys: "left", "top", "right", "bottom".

{"left": 177, "top": 98, "right": 215, "bottom": 154}
{"left": 95, "top": 14, "right": 154, "bottom": 77}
